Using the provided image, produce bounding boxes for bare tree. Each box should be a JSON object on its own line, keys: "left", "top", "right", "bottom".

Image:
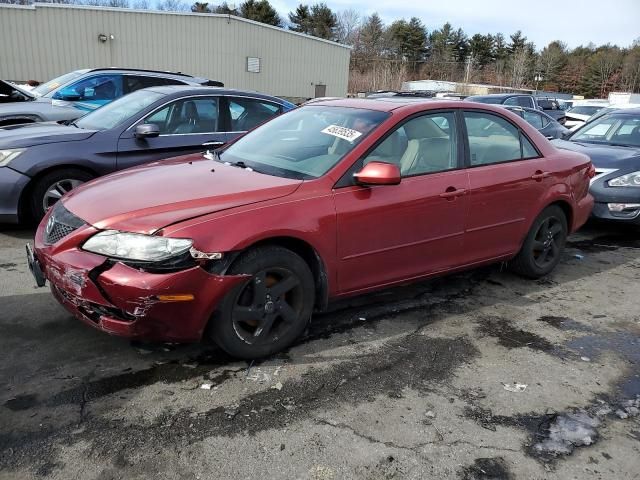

{"left": 510, "top": 47, "right": 530, "bottom": 88}
{"left": 132, "top": 0, "right": 149, "bottom": 8}
{"left": 156, "top": 0, "right": 188, "bottom": 11}
{"left": 336, "top": 9, "right": 360, "bottom": 45}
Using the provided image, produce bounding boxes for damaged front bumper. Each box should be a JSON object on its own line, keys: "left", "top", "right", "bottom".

{"left": 32, "top": 220, "right": 246, "bottom": 342}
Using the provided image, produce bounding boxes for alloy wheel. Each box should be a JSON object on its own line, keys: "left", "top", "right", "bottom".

{"left": 42, "top": 179, "right": 84, "bottom": 212}
{"left": 531, "top": 216, "right": 564, "bottom": 269}
{"left": 231, "top": 267, "right": 304, "bottom": 346}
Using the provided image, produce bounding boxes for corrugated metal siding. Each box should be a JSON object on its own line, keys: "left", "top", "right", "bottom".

{"left": 0, "top": 4, "right": 350, "bottom": 98}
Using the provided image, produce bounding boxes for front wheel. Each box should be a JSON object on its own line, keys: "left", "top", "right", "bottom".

{"left": 210, "top": 246, "right": 315, "bottom": 359}
{"left": 30, "top": 168, "right": 94, "bottom": 221}
{"left": 510, "top": 205, "right": 568, "bottom": 279}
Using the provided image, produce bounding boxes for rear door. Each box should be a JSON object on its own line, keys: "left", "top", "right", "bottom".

{"left": 224, "top": 96, "right": 283, "bottom": 142}
{"left": 461, "top": 110, "right": 550, "bottom": 263}
{"left": 333, "top": 111, "right": 470, "bottom": 293}
{"left": 116, "top": 95, "right": 228, "bottom": 170}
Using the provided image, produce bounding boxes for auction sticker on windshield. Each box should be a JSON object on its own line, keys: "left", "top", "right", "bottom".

{"left": 321, "top": 125, "right": 363, "bottom": 142}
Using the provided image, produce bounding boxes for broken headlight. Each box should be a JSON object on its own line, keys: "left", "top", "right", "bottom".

{"left": 82, "top": 230, "right": 193, "bottom": 262}
{"left": 608, "top": 171, "right": 640, "bottom": 187}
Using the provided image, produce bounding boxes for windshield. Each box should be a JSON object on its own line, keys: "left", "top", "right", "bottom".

{"left": 219, "top": 106, "right": 390, "bottom": 179}
{"left": 570, "top": 114, "right": 640, "bottom": 147}
{"left": 567, "top": 105, "right": 603, "bottom": 116}
{"left": 75, "top": 90, "right": 165, "bottom": 130}
{"left": 32, "top": 70, "right": 86, "bottom": 97}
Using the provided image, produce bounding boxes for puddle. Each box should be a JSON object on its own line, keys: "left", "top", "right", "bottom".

{"left": 566, "top": 235, "right": 640, "bottom": 253}
{"left": 459, "top": 457, "right": 513, "bottom": 480}
{"left": 476, "top": 316, "right": 555, "bottom": 352}
{"left": 537, "top": 316, "right": 591, "bottom": 332}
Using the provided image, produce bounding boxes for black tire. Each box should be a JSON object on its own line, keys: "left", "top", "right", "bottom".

{"left": 30, "top": 168, "right": 94, "bottom": 221}
{"left": 210, "top": 246, "right": 315, "bottom": 359}
{"left": 510, "top": 205, "right": 568, "bottom": 279}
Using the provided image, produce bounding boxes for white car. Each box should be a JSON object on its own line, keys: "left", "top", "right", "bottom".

{"left": 565, "top": 102, "right": 609, "bottom": 130}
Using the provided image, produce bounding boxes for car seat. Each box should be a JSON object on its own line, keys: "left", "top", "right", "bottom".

{"left": 172, "top": 101, "right": 200, "bottom": 134}
{"left": 399, "top": 117, "right": 453, "bottom": 175}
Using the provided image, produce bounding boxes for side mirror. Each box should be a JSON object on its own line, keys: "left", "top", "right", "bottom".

{"left": 135, "top": 124, "right": 160, "bottom": 139}
{"left": 354, "top": 161, "right": 401, "bottom": 186}
{"left": 53, "top": 88, "right": 82, "bottom": 101}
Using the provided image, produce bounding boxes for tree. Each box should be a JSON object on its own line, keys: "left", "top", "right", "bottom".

{"left": 358, "top": 13, "right": 386, "bottom": 58}
{"left": 157, "top": 0, "right": 188, "bottom": 11}
{"left": 309, "top": 3, "right": 336, "bottom": 40}
{"left": 468, "top": 33, "right": 494, "bottom": 67}
{"left": 387, "top": 17, "right": 427, "bottom": 71}
{"left": 288, "top": 4, "right": 313, "bottom": 34}
{"left": 191, "top": 1, "right": 210, "bottom": 12}
{"left": 537, "top": 41, "right": 567, "bottom": 89}
{"left": 212, "top": 2, "right": 235, "bottom": 14}
{"left": 239, "top": 0, "right": 281, "bottom": 27}
{"left": 132, "top": 0, "right": 150, "bottom": 8}
{"left": 335, "top": 9, "right": 360, "bottom": 45}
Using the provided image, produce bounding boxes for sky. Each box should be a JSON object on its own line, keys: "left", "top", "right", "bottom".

{"left": 265, "top": 0, "right": 640, "bottom": 50}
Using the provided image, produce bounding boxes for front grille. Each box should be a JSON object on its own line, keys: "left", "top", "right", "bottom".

{"left": 44, "top": 204, "right": 85, "bottom": 245}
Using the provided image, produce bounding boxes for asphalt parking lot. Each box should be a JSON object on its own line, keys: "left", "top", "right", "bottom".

{"left": 1, "top": 222, "right": 639, "bottom": 480}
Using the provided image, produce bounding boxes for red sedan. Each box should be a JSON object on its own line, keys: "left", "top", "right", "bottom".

{"left": 28, "top": 99, "right": 594, "bottom": 359}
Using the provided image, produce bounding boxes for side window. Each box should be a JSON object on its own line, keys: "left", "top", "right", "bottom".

{"left": 124, "top": 75, "right": 184, "bottom": 94}
{"left": 363, "top": 112, "right": 458, "bottom": 177}
{"left": 142, "top": 97, "right": 220, "bottom": 134}
{"left": 57, "top": 75, "right": 122, "bottom": 101}
{"left": 523, "top": 110, "right": 544, "bottom": 129}
{"left": 503, "top": 97, "right": 519, "bottom": 106}
{"left": 464, "top": 111, "right": 538, "bottom": 165}
{"left": 227, "top": 97, "right": 281, "bottom": 131}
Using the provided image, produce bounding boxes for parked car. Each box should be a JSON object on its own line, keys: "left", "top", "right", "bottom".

{"left": 534, "top": 97, "right": 567, "bottom": 122}
{"left": 505, "top": 106, "right": 569, "bottom": 139}
{"left": 0, "top": 68, "right": 222, "bottom": 127}
{"left": 467, "top": 93, "right": 539, "bottom": 109}
{"left": 553, "top": 108, "right": 640, "bottom": 225}
{"left": 564, "top": 102, "right": 608, "bottom": 130}
{"left": 28, "top": 99, "right": 594, "bottom": 359}
{"left": 467, "top": 93, "right": 566, "bottom": 122}
{"left": 0, "top": 86, "right": 295, "bottom": 222}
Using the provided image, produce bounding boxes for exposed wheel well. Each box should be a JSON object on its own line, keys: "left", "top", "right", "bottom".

{"left": 547, "top": 200, "right": 573, "bottom": 231}
{"left": 18, "top": 164, "right": 98, "bottom": 223}
{"left": 233, "top": 237, "right": 329, "bottom": 312}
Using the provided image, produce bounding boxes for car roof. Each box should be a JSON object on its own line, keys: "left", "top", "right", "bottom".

{"left": 601, "top": 107, "right": 640, "bottom": 115}
{"left": 142, "top": 85, "right": 293, "bottom": 104}
{"left": 83, "top": 67, "right": 214, "bottom": 84}
{"left": 302, "top": 97, "right": 515, "bottom": 113}
{"left": 467, "top": 93, "right": 530, "bottom": 100}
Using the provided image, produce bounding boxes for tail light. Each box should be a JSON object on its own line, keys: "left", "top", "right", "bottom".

{"left": 587, "top": 164, "right": 596, "bottom": 179}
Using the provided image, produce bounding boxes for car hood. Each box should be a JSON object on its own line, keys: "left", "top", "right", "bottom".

{"left": 62, "top": 154, "right": 304, "bottom": 233}
{"left": 0, "top": 79, "right": 36, "bottom": 101}
{"left": 0, "top": 122, "right": 96, "bottom": 148}
{"left": 552, "top": 139, "right": 640, "bottom": 168}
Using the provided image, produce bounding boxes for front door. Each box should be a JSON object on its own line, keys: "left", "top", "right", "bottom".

{"left": 462, "top": 110, "right": 551, "bottom": 262}
{"left": 334, "top": 111, "right": 469, "bottom": 294}
{"left": 117, "top": 95, "right": 228, "bottom": 170}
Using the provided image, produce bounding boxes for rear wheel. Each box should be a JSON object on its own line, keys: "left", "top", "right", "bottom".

{"left": 210, "top": 246, "right": 315, "bottom": 359}
{"left": 30, "top": 168, "right": 94, "bottom": 221}
{"left": 510, "top": 205, "right": 568, "bottom": 279}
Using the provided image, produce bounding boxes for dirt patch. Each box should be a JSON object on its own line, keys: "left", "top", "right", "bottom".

{"left": 475, "top": 316, "right": 555, "bottom": 352}
{"left": 459, "top": 457, "right": 513, "bottom": 480}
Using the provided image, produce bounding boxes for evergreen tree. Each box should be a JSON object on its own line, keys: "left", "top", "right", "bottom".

{"left": 191, "top": 2, "right": 210, "bottom": 12}
{"left": 288, "top": 4, "right": 313, "bottom": 34}
{"left": 239, "top": 0, "right": 281, "bottom": 27}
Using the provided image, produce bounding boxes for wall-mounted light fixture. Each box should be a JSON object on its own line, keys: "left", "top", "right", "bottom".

{"left": 98, "top": 34, "right": 108, "bottom": 42}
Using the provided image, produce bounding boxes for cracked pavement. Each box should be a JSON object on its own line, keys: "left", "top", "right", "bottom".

{"left": 1, "top": 222, "right": 639, "bottom": 479}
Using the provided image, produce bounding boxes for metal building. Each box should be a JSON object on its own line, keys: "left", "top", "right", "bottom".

{"left": 0, "top": 3, "right": 350, "bottom": 100}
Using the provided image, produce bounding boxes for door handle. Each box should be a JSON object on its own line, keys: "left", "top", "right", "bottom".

{"left": 439, "top": 188, "right": 467, "bottom": 199}
{"left": 202, "top": 141, "right": 224, "bottom": 147}
{"left": 531, "top": 171, "right": 551, "bottom": 181}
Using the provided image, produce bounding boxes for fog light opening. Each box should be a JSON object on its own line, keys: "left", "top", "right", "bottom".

{"left": 607, "top": 203, "right": 640, "bottom": 213}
